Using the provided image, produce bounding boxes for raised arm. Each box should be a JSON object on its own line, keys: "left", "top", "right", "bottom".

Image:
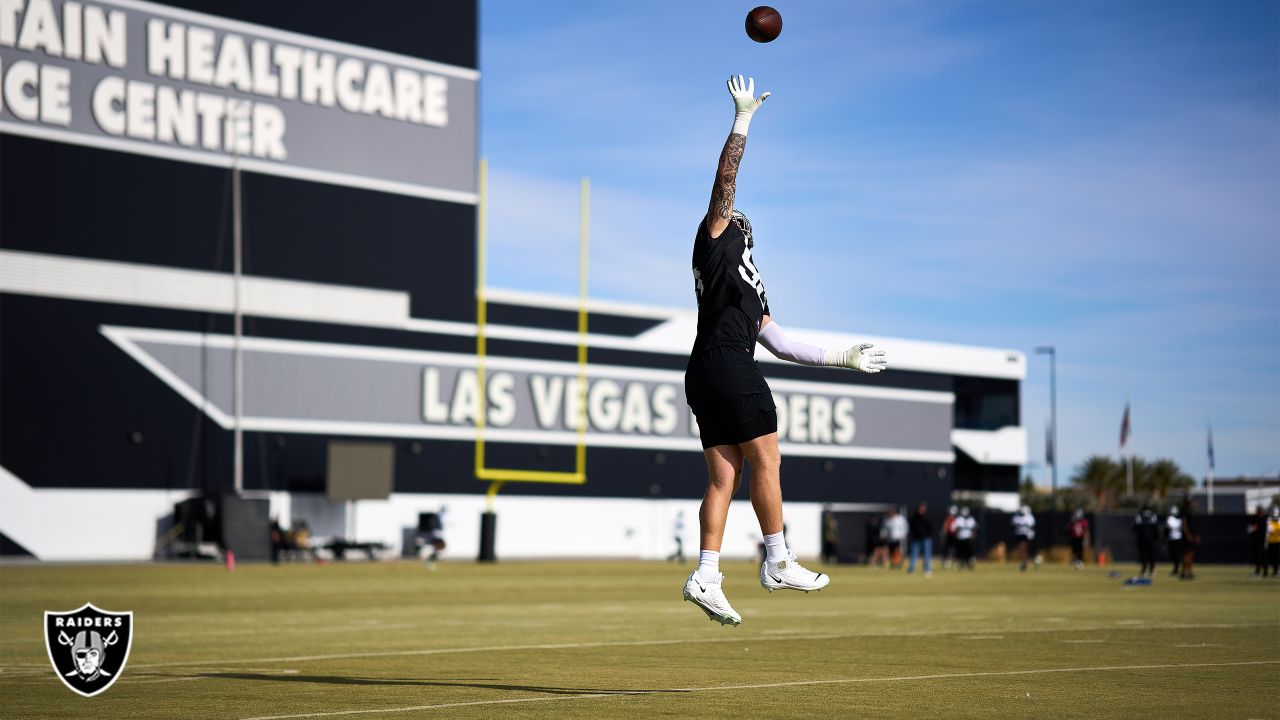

{"left": 706, "top": 75, "right": 770, "bottom": 239}
{"left": 757, "top": 316, "right": 889, "bottom": 373}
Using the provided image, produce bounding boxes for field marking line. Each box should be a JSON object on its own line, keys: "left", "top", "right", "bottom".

{"left": 0, "top": 668, "right": 304, "bottom": 687}
{"left": 121, "top": 676, "right": 211, "bottom": 685}
{"left": 127, "top": 621, "right": 1280, "bottom": 668}
{"left": 0, "top": 621, "right": 1274, "bottom": 678}
{"left": 239, "top": 660, "right": 1280, "bottom": 720}
{"left": 243, "top": 691, "right": 650, "bottom": 719}
{"left": 0, "top": 622, "right": 419, "bottom": 646}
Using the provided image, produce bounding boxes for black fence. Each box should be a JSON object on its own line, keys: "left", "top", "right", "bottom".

{"left": 827, "top": 509, "right": 1258, "bottom": 566}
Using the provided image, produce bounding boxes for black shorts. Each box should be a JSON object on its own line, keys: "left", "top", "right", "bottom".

{"left": 684, "top": 346, "right": 778, "bottom": 449}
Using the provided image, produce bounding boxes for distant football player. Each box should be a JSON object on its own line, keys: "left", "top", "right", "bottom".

{"left": 885, "top": 507, "right": 909, "bottom": 568}
{"left": 907, "top": 502, "right": 934, "bottom": 576}
{"left": 953, "top": 506, "right": 978, "bottom": 569}
{"left": 681, "top": 75, "right": 888, "bottom": 625}
{"left": 1165, "top": 505, "right": 1185, "bottom": 576}
{"left": 941, "top": 505, "right": 959, "bottom": 569}
{"left": 1012, "top": 505, "right": 1036, "bottom": 571}
{"left": 668, "top": 510, "right": 687, "bottom": 563}
{"left": 1247, "top": 506, "right": 1268, "bottom": 576}
{"left": 1133, "top": 504, "right": 1160, "bottom": 577}
{"left": 1179, "top": 496, "right": 1198, "bottom": 580}
{"left": 1266, "top": 506, "right": 1280, "bottom": 577}
{"left": 1068, "top": 508, "right": 1090, "bottom": 570}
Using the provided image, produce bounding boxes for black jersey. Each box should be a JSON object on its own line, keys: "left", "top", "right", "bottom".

{"left": 1133, "top": 509, "right": 1160, "bottom": 542}
{"left": 690, "top": 216, "right": 770, "bottom": 354}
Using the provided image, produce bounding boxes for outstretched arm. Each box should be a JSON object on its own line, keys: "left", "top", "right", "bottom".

{"left": 706, "top": 75, "right": 770, "bottom": 239}
{"left": 758, "top": 316, "right": 889, "bottom": 373}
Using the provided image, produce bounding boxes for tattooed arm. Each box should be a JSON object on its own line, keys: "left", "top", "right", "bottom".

{"left": 706, "top": 75, "right": 770, "bottom": 239}
{"left": 707, "top": 134, "right": 746, "bottom": 238}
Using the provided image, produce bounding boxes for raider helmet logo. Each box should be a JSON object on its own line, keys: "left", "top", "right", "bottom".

{"left": 44, "top": 603, "right": 133, "bottom": 697}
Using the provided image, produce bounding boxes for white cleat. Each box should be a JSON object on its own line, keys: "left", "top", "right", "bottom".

{"left": 760, "top": 554, "right": 831, "bottom": 593}
{"left": 683, "top": 571, "right": 742, "bottom": 626}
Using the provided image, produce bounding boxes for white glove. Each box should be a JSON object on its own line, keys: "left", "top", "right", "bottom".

{"left": 727, "top": 75, "right": 770, "bottom": 135}
{"left": 822, "top": 343, "right": 888, "bottom": 373}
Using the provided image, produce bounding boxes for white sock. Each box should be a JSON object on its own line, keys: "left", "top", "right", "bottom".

{"left": 697, "top": 550, "right": 720, "bottom": 582}
{"left": 764, "top": 531, "right": 789, "bottom": 564}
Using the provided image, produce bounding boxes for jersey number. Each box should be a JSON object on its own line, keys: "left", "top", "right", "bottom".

{"left": 738, "top": 246, "right": 767, "bottom": 309}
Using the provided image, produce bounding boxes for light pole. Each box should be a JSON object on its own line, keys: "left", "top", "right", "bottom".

{"left": 1034, "top": 346, "right": 1057, "bottom": 508}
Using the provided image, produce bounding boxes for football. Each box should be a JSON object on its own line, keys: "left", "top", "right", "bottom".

{"left": 746, "top": 6, "right": 782, "bottom": 43}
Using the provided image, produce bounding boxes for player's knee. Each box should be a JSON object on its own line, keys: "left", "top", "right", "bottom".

{"left": 753, "top": 454, "right": 781, "bottom": 481}
{"left": 707, "top": 470, "right": 736, "bottom": 493}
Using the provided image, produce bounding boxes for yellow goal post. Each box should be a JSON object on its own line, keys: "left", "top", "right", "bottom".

{"left": 474, "top": 159, "right": 588, "bottom": 494}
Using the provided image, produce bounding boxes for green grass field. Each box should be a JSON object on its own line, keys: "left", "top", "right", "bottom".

{"left": 2, "top": 559, "right": 1277, "bottom": 719}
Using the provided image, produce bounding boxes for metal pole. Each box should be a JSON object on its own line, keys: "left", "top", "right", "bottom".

{"left": 1207, "top": 424, "right": 1214, "bottom": 514}
{"left": 232, "top": 156, "right": 244, "bottom": 496}
{"left": 1035, "top": 347, "right": 1058, "bottom": 508}
{"left": 1049, "top": 348, "right": 1057, "bottom": 505}
{"left": 1126, "top": 451, "right": 1133, "bottom": 497}
{"left": 1207, "top": 464, "right": 1214, "bottom": 514}
{"left": 1203, "top": 450, "right": 1213, "bottom": 512}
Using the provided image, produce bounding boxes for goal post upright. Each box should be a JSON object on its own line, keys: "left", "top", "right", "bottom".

{"left": 474, "top": 159, "right": 589, "bottom": 491}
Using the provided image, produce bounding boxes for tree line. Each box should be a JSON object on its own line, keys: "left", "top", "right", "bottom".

{"left": 1021, "top": 455, "right": 1195, "bottom": 512}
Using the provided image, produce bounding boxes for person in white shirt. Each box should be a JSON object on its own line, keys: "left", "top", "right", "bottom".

{"left": 953, "top": 507, "right": 978, "bottom": 569}
{"left": 1012, "top": 505, "right": 1036, "bottom": 571}
{"left": 886, "top": 507, "right": 909, "bottom": 568}
{"left": 669, "top": 510, "right": 687, "bottom": 563}
{"left": 1166, "top": 505, "right": 1184, "bottom": 576}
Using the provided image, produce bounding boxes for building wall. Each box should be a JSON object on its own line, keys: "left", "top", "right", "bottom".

{"left": 0, "top": 0, "right": 1024, "bottom": 561}
{"left": 2, "top": 0, "right": 480, "bottom": 500}
{"left": 1, "top": 466, "right": 821, "bottom": 561}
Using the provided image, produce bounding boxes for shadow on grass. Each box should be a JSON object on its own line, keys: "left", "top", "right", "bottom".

{"left": 194, "top": 672, "right": 686, "bottom": 696}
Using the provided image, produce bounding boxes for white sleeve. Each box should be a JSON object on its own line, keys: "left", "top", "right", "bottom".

{"left": 757, "top": 320, "right": 825, "bottom": 366}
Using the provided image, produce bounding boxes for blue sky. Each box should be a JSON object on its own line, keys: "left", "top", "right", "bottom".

{"left": 476, "top": 1, "right": 1279, "bottom": 484}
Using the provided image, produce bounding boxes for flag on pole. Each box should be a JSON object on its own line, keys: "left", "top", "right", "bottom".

{"left": 1045, "top": 418, "right": 1054, "bottom": 465}
{"left": 1119, "top": 402, "right": 1131, "bottom": 449}
{"left": 1207, "top": 424, "right": 1214, "bottom": 470}
{"left": 1207, "top": 422, "right": 1216, "bottom": 513}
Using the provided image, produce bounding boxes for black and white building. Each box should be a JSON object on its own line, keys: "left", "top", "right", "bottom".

{"left": 0, "top": 0, "right": 1025, "bottom": 561}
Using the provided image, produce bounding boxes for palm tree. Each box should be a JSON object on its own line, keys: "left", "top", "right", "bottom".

{"left": 1072, "top": 456, "right": 1123, "bottom": 510}
{"left": 1147, "top": 458, "right": 1194, "bottom": 501}
{"left": 1131, "top": 457, "right": 1154, "bottom": 497}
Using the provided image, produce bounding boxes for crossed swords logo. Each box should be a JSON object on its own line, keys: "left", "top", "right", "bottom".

{"left": 55, "top": 629, "right": 120, "bottom": 681}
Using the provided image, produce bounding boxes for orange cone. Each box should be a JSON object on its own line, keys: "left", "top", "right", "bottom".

{"left": 225, "top": 550, "right": 236, "bottom": 572}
